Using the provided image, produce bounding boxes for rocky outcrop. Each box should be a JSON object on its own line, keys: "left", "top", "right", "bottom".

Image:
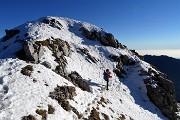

{"left": 79, "top": 27, "right": 125, "bottom": 49}
{"left": 3, "top": 29, "right": 20, "bottom": 42}
{"left": 130, "top": 50, "right": 144, "bottom": 60}
{"left": 17, "top": 38, "right": 71, "bottom": 78}
{"left": 23, "top": 41, "right": 44, "bottom": 63}
{"left": 42, "top": 61, "right": 51, "bottom": 69}
{"left": 37, "top": 39, "right": 71, "bottom": 78}
{"left": 35, "top": 38, "right": 72, "bottom": 57}
{"left": 78, "top": 47, "right": 98, "bottom": 63}
{"left": 109, "top": 54, "right": 136, "bottom": 78}
{"left": 49, "top": 85, "right": 82, "bottom": 118}
{"left": 144, "top": 68, "right": 178, "bottom": 120}
{"left": 68, "top": 71, "right": 92, "bottom": 92}
{"left": 42, "top": 18, "right": 63, "bottom": 30}
{"left": 49, "top": 85, "right": 76, "bottom": 101}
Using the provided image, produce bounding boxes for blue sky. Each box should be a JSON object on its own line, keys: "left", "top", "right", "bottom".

{"left": 0, "top": 0, "right": 180, "bottom": 50}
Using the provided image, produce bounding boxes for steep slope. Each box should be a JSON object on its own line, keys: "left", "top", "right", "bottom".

{"left": 0, "top": 16, "right": 178, "bottom": 120}
{"left": 144, "top": 55, "right": 180, "bottom": 101}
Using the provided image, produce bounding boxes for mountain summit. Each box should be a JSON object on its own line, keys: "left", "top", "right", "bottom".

{"left": 0, "top": 16, "right": 179, "bottom": 120}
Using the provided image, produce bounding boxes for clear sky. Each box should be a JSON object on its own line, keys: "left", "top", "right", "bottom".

{"left": 0, "top": 0, "right": 180, "bottom": 50}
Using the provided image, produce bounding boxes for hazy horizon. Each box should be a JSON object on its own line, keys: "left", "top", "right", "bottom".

{"left": 137, "top": 49, "right": 180, "bottom": 59}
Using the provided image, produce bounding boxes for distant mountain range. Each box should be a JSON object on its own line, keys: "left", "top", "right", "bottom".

{"left": 144, "top": 55, "right": 180, "bottom": 101}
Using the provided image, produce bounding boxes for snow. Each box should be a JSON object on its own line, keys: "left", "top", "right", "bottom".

{"left": 0, "top": 16, "right": 169, "bottom": 120}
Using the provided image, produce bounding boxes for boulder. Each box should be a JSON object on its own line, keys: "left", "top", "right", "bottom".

{"left": 21, "top": 65, "right": 34, "bottom": 77}
{"left": 42, "top": 61, "right": 51, "bottom": 69}
{"left": 58, "top": 40, "right": 71, "bottom": 57}
{"left": 68, "top": 71, "right": 92, "bottom": 92}
{"left": 23, "top": 41, "right": 44, "bottom": 63}
{"left": 21, "top": 115, "right": 36, "bottom": 120}
{"left": 113, "top": 69, "right": 124, "bottom": 78}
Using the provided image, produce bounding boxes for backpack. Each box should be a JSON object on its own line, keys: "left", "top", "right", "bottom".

{"left": 103, "top": 71, "right": 108, "bottom": 81}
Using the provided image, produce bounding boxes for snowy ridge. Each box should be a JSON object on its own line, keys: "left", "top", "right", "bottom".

{"left": 0, "top": 16, "right": 170, "bottom": 120}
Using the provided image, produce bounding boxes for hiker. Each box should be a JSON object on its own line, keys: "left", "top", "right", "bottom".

{"left": 103, "top": 69, "right": 112, "bottom": 90}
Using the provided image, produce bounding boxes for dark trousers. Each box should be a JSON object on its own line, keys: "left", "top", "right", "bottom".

{"left": 106, "top": 80, "right": 109, "bottom": 90}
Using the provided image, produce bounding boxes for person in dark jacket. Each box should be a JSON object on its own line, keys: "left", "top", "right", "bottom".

{"left": 103, "top": 69, "right": 112, "bottom": 90}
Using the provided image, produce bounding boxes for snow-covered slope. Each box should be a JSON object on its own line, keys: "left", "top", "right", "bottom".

{"left": 0, "top": 16, "right": 175, "bottom": 120}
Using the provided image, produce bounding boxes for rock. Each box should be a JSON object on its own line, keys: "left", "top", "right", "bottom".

{"left": 55, "top": 64, "right": 68, "bottom": 78}
{"left": 109, "top": 55, "right": 126, "bottom": 78}
{"left": 109, "top": 55, "right": 120, "bottom": 62}
{"left": 42, "top": 61, "right": 51, "bottom": 69}
{"left": 21, "top": 114, "right": 36, "bottom": 120}
{"left": 49, "top": 85, "right": 76, "bottom": 100}
{"left": 104, "top": 33, "right": 118, "bottom": 48}
{"left": 49, "top": 86, "right": 76, "bottom": 111}
{"left": 48, "top": 104, "right": 55, "bottom": 114}
{"left": 99, "top": 36, "right": 109, "bottom": 46}
{"left": 80, "top": 47, "right": 89, "bottom": 55}
{"left": 87, "top": 53, "right": 98, "bottom": 63}
{"left": 113, "top": 69, "right": 124, "bottom": 78}
{"left": 58, "top": 40, "right": 71, "bottom": 57}
{"left": 35, "top": 109, "right": 47, "bottom": 120}
{"left": 21, "top": 65, "right": 34, "bottom": 77}
{"left": 79, "top": 48, "right": 97, "bottom": 63}
{"left": 3, "top": 29, "right": 20, "bottom": 42}
{"left": 144, "top": 72, "right": 178, "bottom": 120}
{"left": 79, "top": 27, "right": 93, "bottom": 40}
{"left": 88, "top": 107, "right": 100, "bottom": 120}
{"left": 42, "top": 18, "right": 63, "bottom": 30}
{"left": 120, "top": 55, "right": 129, "bottom": 66}
{"left": 17, "top": 38, "right": 71, "bottom": 79}
{"left": 130, "top": 50, "right": 144, "bottom": 60}
{"left": 23, "top": 41, "right": 44, "bottom": 63}
{"left": 68, "top": 71, "right": 92, "bottom": 92}
{"left": 79, "top": 27, "right": 120, "bottom": 48}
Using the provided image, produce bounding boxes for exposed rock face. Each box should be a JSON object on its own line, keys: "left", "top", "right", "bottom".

{"left": 109, "top": 54, "right": 136, "bottom": 78}
{"left": 78, "top": 47, "right": 98, "bottom": 63}
{"left": 23, "top": 41, "right": 44, "bottom": 63}
{"left": 68, "top": 71, "right": 92, "bottom": 92}
{"left": 42, "top": 18, "right": 63, "bottom": 30}
{"left": 130, "top": 50, "right": 144, "bottom": 60}
{"left": 79, "top": 27, "right": 124, "bottom": 49}
{"left": 35, "top": 38, "right": 71, "bottom": 57}
{"left": 2, "top": 29, "right": 20, "bottom": 42}
{"left": 144, "top": 69, "right": 178, "bottom": 120}
{"left": 38, "top": 39, "right": 71, "bottom": 78}
{"left": 17, "top": 38, "right": 71, "bottom": 78}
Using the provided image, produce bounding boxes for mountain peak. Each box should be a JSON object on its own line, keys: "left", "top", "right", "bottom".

{"left": 0, "top": 16, "right": 179, "bottom": 120}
